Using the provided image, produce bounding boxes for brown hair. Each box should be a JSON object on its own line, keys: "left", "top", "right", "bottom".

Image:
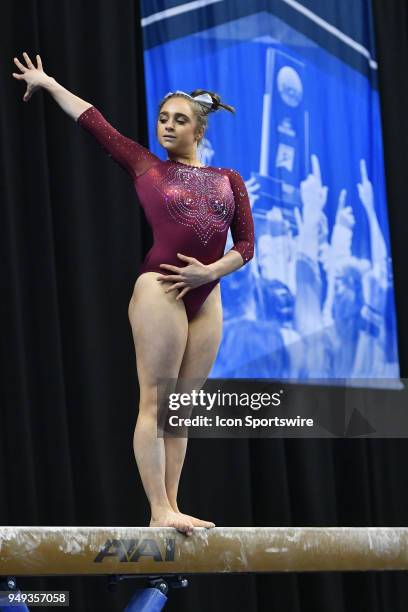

{"left": 158, "top": 89, "right": 235, "bottom": 146}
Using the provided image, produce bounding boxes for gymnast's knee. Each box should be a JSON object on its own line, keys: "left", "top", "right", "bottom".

{"left": 137, "top": 381, "right": 179, "bottom": 415}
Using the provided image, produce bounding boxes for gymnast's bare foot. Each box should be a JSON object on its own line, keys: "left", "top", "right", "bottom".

{"left": 171, "top": 506, "right": 215, "bottom": 528}
{"left": 177, "top": 512, "right": 215, "bottom": 528}
{"left": 150, "top": 508, "right": 194, "bottom": 536}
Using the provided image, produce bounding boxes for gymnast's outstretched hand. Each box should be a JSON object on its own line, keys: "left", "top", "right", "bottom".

{"left": 12, "top": 52, "right": 53, "bottom": 102}
{"left": 156, "top": 253, "right": 212, "bottom": 299}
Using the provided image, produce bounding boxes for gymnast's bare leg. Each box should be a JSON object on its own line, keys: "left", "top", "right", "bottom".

{"left": 164, "top": 283, "right": 222, "bottom": 525}
{"left": 128, "top": 272, "right": 221, "bottom": 534}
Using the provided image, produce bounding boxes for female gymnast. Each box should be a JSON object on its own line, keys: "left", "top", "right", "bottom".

{"left": 12, "top": 52, "right": 255, "bottom": 536}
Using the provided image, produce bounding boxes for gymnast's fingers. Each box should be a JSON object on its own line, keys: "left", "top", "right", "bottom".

{"left": 176, "top": 287, "right": 191, "bottom": 300}
{"left": 165, "top": 282, "right": 187, "bottom": 294}
{"left": 22, "top": 51, "right": 35, "bottom": 68}
{"left": 159, "top": 263, "right": 182, "bottom": 272}
{"left": 13, "top": 56, "right": 28, "bottom": 72}
{"left": 156, "top": 273, "right": 184, "bottom": 282}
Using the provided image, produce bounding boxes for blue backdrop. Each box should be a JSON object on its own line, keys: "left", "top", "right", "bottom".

{"left": 140, "top": 0, "right": 400, "bottom": 380}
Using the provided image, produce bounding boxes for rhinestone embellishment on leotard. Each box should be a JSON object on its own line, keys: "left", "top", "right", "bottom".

{"left": 153, "top": 164, "right": 235, "bottom": 245}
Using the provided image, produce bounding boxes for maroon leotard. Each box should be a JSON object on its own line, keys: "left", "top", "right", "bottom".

{"left": 77, "top": 105, "right": 255, "bottom": 321}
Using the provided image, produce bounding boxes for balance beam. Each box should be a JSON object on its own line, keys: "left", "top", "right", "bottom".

{"left": 1, "top": 527, "right": 407, "bottom": 576}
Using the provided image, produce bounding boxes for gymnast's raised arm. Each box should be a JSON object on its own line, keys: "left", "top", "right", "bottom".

{"left": 12, "top": 52, "right": 161, "bottom": 179}
{"left": 12, "top": 51, "right": 91, "bottom": 119}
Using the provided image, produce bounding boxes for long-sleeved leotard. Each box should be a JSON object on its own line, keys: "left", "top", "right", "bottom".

{"left": 77, "top": 105, "right": 255, "bottom": 321}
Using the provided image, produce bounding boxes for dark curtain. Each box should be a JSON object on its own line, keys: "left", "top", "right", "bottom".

{"left": 1, "top": 1, "right": 408, "bottom": 610}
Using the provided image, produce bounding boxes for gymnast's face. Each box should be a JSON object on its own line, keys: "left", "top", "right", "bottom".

{"left": 157, "top": 98, "right": 203, "bottom": 154}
